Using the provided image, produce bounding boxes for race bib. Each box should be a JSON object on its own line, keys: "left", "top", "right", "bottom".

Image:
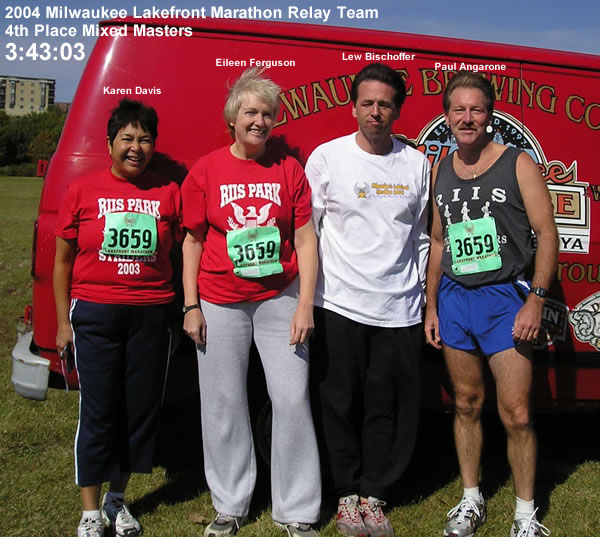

{"left": 448, "top": 217, "right": 502, "bottom": 275}
{"left": 226, "top": 225, "right": 284, "bottom": 278}
{"left": 101, "top": 212, "right": 157, "bottom": 256}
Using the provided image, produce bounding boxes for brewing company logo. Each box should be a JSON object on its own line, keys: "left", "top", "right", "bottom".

{"left": 406, "top": 110, "right": 591, "bottom": 255}
{"left": 568, "top": 292, "right": 600, "bottom": 351}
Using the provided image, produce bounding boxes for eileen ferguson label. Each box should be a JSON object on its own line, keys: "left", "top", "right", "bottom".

{"left": 216, "top": 58, "right": 296, "bottom": 68}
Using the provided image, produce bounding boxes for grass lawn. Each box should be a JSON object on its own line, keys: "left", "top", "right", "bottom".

{"left": 0, "top": 175, "right": 598, "bottom": 536}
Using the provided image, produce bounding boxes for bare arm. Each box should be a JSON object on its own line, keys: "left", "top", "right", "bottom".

{"left": 424, "top": 163, "right": 443, "bottom": 349}
{"left": 182, "top": 229, "right": 207, "bottom": 345}
{"left": 290, "top": 219, "right": 318, "bottom": 345}
{"left": 53, "top": 237, "right": 77, "bottom": 351}
{"left": 513, "top": 152, "right": 559, "bottom": 342}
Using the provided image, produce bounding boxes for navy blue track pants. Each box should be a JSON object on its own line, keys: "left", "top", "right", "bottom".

{"left": 70, "top": 299, "right": 171, "bottom": 486}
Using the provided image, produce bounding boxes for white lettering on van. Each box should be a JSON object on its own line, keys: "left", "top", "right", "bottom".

{"left": 288, "top": 6, "right": 331, "bottom": 23}
{"left": 103, "top": 87, "right": 132, "bottom": 95}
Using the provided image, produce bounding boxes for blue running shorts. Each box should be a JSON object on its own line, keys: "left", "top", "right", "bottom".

{"left": 437, "top": 274, "right": 530, "bottom": 356}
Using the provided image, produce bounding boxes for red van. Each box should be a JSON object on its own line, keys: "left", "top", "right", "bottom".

{"left": 12, "top": 17, "right": 600, "bottom": 409}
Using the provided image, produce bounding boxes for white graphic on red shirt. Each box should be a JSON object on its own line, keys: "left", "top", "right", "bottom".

{"left": 228, "top": 202, "right": 275, "bottom": 230}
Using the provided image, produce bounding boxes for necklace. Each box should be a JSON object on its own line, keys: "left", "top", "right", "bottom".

{"left": 456, "top": 153, "right": 488, "bottom": 179}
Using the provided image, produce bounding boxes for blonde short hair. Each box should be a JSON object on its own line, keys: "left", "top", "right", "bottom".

{"left": 223, "top": 67, "right": 282, "bottom": 137}
{"left": 443, "top": 70, "right": 495, "bottom": 114}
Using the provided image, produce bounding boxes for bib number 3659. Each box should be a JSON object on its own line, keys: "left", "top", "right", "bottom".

{"left": 448, "top": 217, "right": 502, "bottom": 276}
{"left": 227, "top": 225, "right": 283, "bottom": 278}
{"left": 101, "top": 212, "right": 157, "bottom": 256}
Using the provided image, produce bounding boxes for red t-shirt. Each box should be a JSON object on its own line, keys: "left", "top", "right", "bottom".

{"left": 56, "top": 168, "right": 182, "bottom": 305}
{"left": 182, "top": 145, "right": 312, "bottom": 304}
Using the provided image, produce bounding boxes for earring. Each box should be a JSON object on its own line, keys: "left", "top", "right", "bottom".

{"left": 486, "top": 125, "right": 493, "bottom": 134}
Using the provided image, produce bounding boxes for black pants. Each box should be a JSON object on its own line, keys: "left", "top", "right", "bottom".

{"left": 71, "top": 299, "right": 171, "bottom": 486}
{"left": 311, "top": 307, "right": 421, "bottom": 499}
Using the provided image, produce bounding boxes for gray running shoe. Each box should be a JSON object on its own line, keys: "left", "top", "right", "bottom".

{"left": 77, "top": 517, "right": 104, "bottom": 537}
{"left": 274, "top": 521, "right": 319, "bottom": 537}
{"left": 360, "top": 496, "right": 394, "bottom": 537}
{"left": 101, "top": 494, "right": 142, "bottom": 537}
{"left": 444, "top": 495, "right": 487, "bottom": 537}
{"left": 510, "top": 509, "right": 551, "bottom": 537}
{"left": 204, "top": 513, "right": 248, "bottom": 536}
{"left": 336, "top": 495, "right": 368, "bottom": 537}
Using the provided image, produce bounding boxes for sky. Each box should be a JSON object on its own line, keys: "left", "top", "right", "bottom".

{"left": 1, "top": 0, "right": 599, "bottom": 101}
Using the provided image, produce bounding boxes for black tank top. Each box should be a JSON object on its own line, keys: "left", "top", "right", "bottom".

{"left": 434, "top": 147, "right": 533, "bottom": 287}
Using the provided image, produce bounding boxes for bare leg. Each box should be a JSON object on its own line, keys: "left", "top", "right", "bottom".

{"left": 489, "top": 347, "right": 536, "bottom": 501}
{"left": 443, "top": 346, "right": 486, "bottom": 488}
{"left": 81, "top": 485, "right": 102, "bottom": 511}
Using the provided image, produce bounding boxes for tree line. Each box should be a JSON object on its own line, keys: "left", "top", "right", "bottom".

{"left": 0, "top": 108, "right": 66, "bottom": 176}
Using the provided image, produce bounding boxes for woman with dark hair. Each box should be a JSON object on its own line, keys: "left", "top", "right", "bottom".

{"left": 181, "top": 67, "right": 321, "bottom": 537}
{"left": 54, "top": 98, "right": 182, "bottom": 537}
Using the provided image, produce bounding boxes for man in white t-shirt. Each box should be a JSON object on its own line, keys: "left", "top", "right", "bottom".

{"left": 305, "top": 63, "right": 430, "bottom": 537}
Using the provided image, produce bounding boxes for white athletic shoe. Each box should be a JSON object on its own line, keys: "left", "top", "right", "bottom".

{"left": 77, "top": 517, "right": 104, "bottom": 537}
{"left": 510, "top": 509, "right": 551, "bottom": 537}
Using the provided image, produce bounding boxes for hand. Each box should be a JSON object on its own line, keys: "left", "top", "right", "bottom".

{"left": 56, "top": 322, "right": 73, "bottom": 354}
{"left": 424, "top": 308, "right": 442, "bottom": 350}
{"left": 513, "top": 295, "right": 544, "bottom": 343}
{"left": 290, "top": 304, "right": 314, "bottom": 345}
{"left": 183, "top": 308, "right": 207, "bottom": 345}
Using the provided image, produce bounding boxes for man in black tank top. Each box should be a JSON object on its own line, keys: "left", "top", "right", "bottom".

{"left": 424, "top": 72, "right": 558, "bottom": 537}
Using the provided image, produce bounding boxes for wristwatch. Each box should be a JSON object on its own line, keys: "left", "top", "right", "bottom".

{"left": 529, "top": 287, "right": 547, "bottom": 299}
{"left": 182, "top": 304, "right": 200, "bottom": 314}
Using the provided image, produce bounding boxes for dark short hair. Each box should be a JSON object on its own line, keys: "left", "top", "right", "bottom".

{"left": 443, "top": 71, "right": 495, "bottom": 114}
{"left": 350, "top": 63, "right": 407, "bottom": 108}
{"left": 107, "top": 99, "right": 158, "bottom": 145}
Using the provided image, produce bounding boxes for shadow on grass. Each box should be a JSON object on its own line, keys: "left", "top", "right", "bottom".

{"left": 391, "top": 410, "right": 600, "bottom": 521}
{"left": 137, "top": 335, "right": 599, "bottom": 525}
{"left": 132, "top": 338, "right": 207, "bottom": 516}
{"left": 532, "top": 413, "right": 600, "bottom": 520}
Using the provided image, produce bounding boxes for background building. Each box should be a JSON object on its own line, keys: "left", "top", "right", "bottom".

{"left": 0, "top": 75, "right": 55, "bottom": 116}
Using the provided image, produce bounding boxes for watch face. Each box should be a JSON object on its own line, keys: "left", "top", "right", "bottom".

{"left": 532, "top": 287, "right": 547, "bottom": 298}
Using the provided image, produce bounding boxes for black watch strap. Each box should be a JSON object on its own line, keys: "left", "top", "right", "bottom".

{"left": 530, "top": 287, "right": 547, "bottom": 298}
{"left": 183, "top": 304, "right": 200, "bottom": 314}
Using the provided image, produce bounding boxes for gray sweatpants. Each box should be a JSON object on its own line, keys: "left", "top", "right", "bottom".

{"left": 197, "top": 279, "right": 321, "bottom": 523}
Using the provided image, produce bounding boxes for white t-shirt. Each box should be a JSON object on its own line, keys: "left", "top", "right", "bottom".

{"left": 305, "top": 133, "right": 431, "bottom": 327}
